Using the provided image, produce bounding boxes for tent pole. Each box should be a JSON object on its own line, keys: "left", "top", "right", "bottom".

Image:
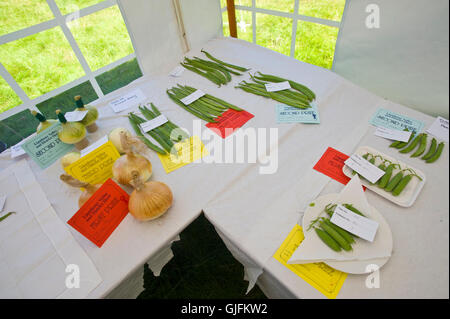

{"left": 226, "top": 0, "right": 238, "bottom": 38}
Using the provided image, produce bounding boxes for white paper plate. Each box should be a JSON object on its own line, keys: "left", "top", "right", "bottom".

{"left": 342, "top": 146, "right": 426, "bottom": 207}
{"left": 303, "top": 193, "right": 393, "bottom": 274}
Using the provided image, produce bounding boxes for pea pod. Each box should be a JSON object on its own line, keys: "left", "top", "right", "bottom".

{"left": 395, "top": 131, "right": 416, "bottom": 149}
{"left": 411, "top": 134, "right": 427, "bottom": 157}
{"left": 319, "top": 221, "right": 352, "bottom": 251}
{"left": 400, "top": 133, "right": 423, "bottom": 153}
{"left": 385, "top": 171, "right": 404, "bottom": 192}
{"left": 322, "top": 218, "right": 355, "bottom": 244}
{"left": 378, "top": 163, "right": 398, "bottom": 188}
{"left": 426, "top": 142, "right": 445, "bottom": 163}
{"left": 315, "top": 228, "right": 341, "bottom": 252}
{"left": 392, "top": 174, "right": 412, "bottom": 196}
{"left": 342, "top": 204, "right": 365, "bottom": 217}
{"left": 422, "top": 137, "right": 437, "bottom": 160}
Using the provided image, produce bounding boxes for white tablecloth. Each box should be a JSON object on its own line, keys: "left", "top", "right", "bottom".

{"left": 1, "top": 37, "right": 448, "bottom": 298}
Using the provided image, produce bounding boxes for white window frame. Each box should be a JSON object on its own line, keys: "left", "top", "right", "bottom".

{"left": 222, "top": 0, "right": 341, "bottom": 60}
{"left": 0, "top": 0, "right": 142, "bottom": 120}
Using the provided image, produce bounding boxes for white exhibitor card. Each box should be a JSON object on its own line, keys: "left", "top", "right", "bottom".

{"left": 331, "top": 205, "right": 379, "bottom": 242}
{"left": 64, "top": 110, "right": 88, "bottom": 122}
{"left": 344, "top": 154, "right": 385, "bottom": 184}
{"left": 180, "top": 90, "right": 205, "bottom": 105}
{"left": 169, "top": 65, "right": 185, "bottom": 77}
{"left": 265, "top": 81, "right": 291, "bottom": 92}
{"left": 80, "top": 135, "right": 108, "bottom": 157}
{"left": 109, "top": 88, "right": 146, "bottom": 113}
{"left": 374, "top": 126, "right": 411, "bottom": 142}
{"left": 139, "top": 115, "right": 168, "bottom": 133}
{"left": 426, "top": 116, "right": 449, "bottom": 142}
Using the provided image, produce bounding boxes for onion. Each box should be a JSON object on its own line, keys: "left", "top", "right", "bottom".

{"left": 56, "top": 109, "right": 88, "bottom": 150}
{"left": 112, "top": 132, "right": 152, "bottom": 186}
{"left": 61, "top": 151, "right": 81, "bottom": 168}
{"left": 74, "top": 95, "right": 99, "bottom": 132}
{"left": 60, "top": 174, "right": 101, "bottom": 207}
{"left": 31, "top": 110, "right": 58, "bottom": 133}
{"left": 129, "top": 171, "right": 173, "bottom": 221}
{"left": 108, "top": 127, "right": 132, "bottom": 154}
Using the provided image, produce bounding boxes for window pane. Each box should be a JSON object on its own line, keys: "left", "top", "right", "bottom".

{"left": 0, "top": 0, "right": 54, "bottom": 36}
{"left": 299, "top": 0, "right": 346, "bottom": 22}
{"left": 96, "top": 58, "right": 142, "bottom": 95}
{"left": 222, "top": 11, "right": 230, "bottom": 37}
{"left": 0, "top": 27, "right": 85, "bottom": 99}
{"left": 256, "top": 13, "right": 292, "bottom": 56}
{"left": 0, "top": 76, "right": 22, "bottom": 113}
{"left": 54, "top": 0, "right": 105, "bottom": 15}
{"left": 36, "top": 81, "right": 98, "bottom": 119}
{"left": 0, "top": 109, "right": 38, "bottom": 149}
{"left": 256, "top": 0, "right": 295, "bottom": 13}
{"left": 236, "top": 0, "right": 252, "bottom": 6}
{"left": 68, "top": 6, "right": 134, "bottom": 71}
{"left": 295, "top": 21, "right": 339, "bottom": 69}
{"left": 236, "top": 10, "right": 252, "bottom": 42}
{"left": 220, "top": 0, "right": 227, "bottom": 8}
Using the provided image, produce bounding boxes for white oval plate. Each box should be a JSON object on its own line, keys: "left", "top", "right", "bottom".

{"left": 342, "top": 146, "right": 426, "bottom": 207}
{"left": 303, "top": 193, "right": 393, "bottom": 274}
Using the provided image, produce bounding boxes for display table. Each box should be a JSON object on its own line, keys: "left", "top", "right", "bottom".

{"left": 1, "top": 37, "right": 448, "bottom": 298}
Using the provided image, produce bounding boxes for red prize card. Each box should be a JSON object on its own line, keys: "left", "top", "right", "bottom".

{"left": 68, "top": 179, "right": 129, "bottom": 247}
{"left": 206, "top": 109, "right": 254, "bottom": 138}
{"left": 314, "top": 147, "right": 366, "bottom": 190}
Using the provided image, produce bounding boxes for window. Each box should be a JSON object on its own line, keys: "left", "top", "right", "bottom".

{"left": 221, "top": 0, "right": 345, "bottom": 69}
{"left": 0, "top": 0, "right": 143, "bottom": 148}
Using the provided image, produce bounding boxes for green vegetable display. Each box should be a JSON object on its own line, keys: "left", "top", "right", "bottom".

{"left": 180, "top": 50, "right": 249, "bottom": 86}
{"left": 390, "top": 130, "right": 445, "bottom": 163}
{"left": 167, "top": 84, "right": 244, "bottom": 122}
{"left": 74, "top": 95, "right": 99, "bottom": 133}
{"left": 128, "top": 104, "right": 189, "bottom": 155}
{"left": 235, "top": 72, "right": 316, "bottom": 109}
{"left": 31, "top": 110, "right": 58, "bottom": 133}
{"left": 315, "top": 227, "right": 342, "bottom": 252}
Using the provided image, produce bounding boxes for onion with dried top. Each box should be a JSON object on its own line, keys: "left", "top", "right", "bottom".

{"left": 129, "top": 171, "right": 173, "bottom": 221}
{"left": 60, "top": 174, "right": 101, "bottom": 207}
{"left": 112, "top": 132, "right": 152, "bottom": 186}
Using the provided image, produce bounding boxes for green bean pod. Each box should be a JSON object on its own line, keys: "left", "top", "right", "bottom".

{"left": 319, "top": 221, "right": 352, "bottom": 251}
{"left": 201, "top": 49, "right": 249, "bottom": 72}
{"left": 392, "top": 174, "right": 413, "bottom": 196}
{"left": 400, "top": 133, "right": 423, "bottom": 153}
{"left": 0, "top": 211, "right": 15, "bottom": 222}
{"left": 411, "top": 133, "right": 427, "bottom": 157}
{"left": 422, "top": 138, "right": 437, "bottom": 160}
{"left": 378, "top": 163, "right": 397, "bottom": 188}
{"left": 322, "top": 219, "right": 355, "bottom": 244}
{"left": 385, "top": 171, "right": 404, "bottom": 192}
{"left": 426, "top": 142, "right": 445, "bottom": 163}
{"left": 315, "top": 228, "right": 342, "bottom": 252}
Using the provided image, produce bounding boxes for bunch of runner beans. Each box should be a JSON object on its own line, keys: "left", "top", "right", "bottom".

{"left": 308, "top": 203, "right": 365, "bottom": 252}
{"left": 354, "top": 152, "right": 423, "bottom": 197}
{"left": 180, "top": 49, "right": 249, "bottom": 86}
{"left": 235, "top": 72, "right": 316, "bottom": 109}
{"left": 390, "top": 130, "right": 445, "bottom": 163}
{"left": 166, "top": 84, "right": 243, "bottom": 122}
{"left": 128, "top": 103, "right": 190, "bottom": 155}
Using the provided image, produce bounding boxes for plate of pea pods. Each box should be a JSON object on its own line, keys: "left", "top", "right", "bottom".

{"left": 342, "top": 146, "right": 426, "bottom": 207}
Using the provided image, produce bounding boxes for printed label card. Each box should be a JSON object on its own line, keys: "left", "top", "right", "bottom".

{"left": 109, "top": 89, "right": 147, "bottom": 113}
{"left": 205, "top": 109, "right": 254, "bottom": 138}
{"left": 426, "top": 116, "right": 449, "bottom": 142}
{"left": 276, "top": 103, "right": 320, "bottom": 124}
{"left": 21, "top": 123, "right": 73, "bottom": 169}
{"left": 370, "top": 108, "right": 424, "bottom": 133}
{"left": 65, "top": 141, "right": 120, "bottom": 185}
{"left": 67, "top": 179, "right": 129, "bottom": 248}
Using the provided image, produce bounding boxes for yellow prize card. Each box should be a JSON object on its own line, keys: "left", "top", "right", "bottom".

{"left": 273, "top": 225, "right": 347, "bottom": 299}
{"left": 157, "top": 136, "right": 208, "bottom": 173}
{"left": 65, "top": 141, "right": 120, "bottom": 185}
